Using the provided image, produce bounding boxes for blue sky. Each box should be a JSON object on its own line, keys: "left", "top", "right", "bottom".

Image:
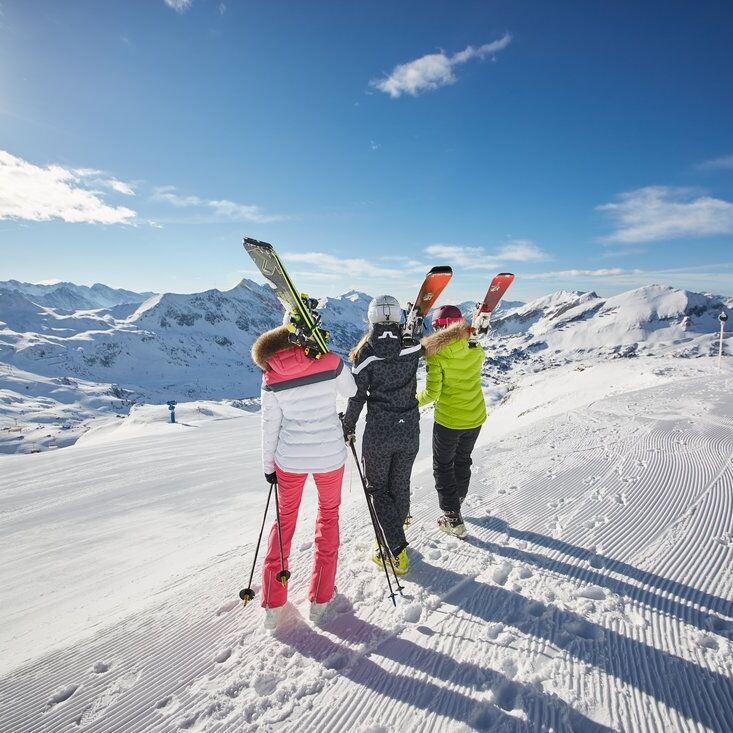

{"left": 1, "top": 0, "right": 732, "bottom": 304}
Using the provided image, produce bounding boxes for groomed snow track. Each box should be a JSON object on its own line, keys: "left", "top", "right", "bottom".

{"left": 0, "top": 367, "right": 731, "bottom": 732}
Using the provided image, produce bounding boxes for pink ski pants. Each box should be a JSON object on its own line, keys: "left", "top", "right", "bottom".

{"left": 261, "top": 464, "right": 345, "bottom": 608}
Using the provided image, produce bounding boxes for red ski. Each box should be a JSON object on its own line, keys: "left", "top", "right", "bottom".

{"left": 472, "top": 272, "right": 515, "bottom": 336}
{"left": 402, "top": 265, "right": 453, "bottom": 344}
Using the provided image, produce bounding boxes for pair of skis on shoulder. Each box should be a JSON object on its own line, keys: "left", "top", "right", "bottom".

{"left": 243, "top": 237, "right": 514, "bottom": 356}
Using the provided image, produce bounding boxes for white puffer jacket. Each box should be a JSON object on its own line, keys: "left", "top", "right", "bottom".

{"left": 252, "top": 327, "right": 357, "bottom": 475}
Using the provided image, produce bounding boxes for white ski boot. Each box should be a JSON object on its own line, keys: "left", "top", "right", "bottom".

{"left": 264, "top": 606, "right": 283, "bottom": 630}
{"left": 309, "top": 587, "right": 339, "bottom": 626}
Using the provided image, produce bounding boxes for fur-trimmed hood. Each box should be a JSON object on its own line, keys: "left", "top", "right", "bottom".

{"left": 251, "top": 326, "right": 291, "bottom": 371}
{"left": 420, "top": 320, "right": 471, "bottom": 357}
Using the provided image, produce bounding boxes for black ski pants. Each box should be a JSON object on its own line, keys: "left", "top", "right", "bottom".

{"left": 362, "top": 422, "right": 419, "bottom": 557}
{"left": 433, "top": 422, "right": 482, "bottom": 513}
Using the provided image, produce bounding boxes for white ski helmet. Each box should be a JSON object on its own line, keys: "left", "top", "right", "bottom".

{"left": 368, "top": 295, "right": 402, "bottom": 325}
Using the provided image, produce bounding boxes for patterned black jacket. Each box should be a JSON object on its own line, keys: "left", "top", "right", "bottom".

{"left": 342, "top": 322, "right": 422, "bottom": 435}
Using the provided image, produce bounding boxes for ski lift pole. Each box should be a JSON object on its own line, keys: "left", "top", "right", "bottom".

{"left": 718, "top": 311, "right": 728, "bottom": 371}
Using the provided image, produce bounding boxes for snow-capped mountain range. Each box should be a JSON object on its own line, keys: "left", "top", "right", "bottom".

{"left": 0, "top": 279, "right": 155, "bottom": 312}
{"left": 0, "top": 278, "right": 730, "bottom": 453}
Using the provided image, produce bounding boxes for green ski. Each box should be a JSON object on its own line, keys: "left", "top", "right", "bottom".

{"left": 243, "top": 237, "right": 330, "bottom": 357}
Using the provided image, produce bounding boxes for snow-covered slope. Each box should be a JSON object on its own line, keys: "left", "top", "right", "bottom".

{"left": 0, "top": 358, "right": 731, "bottom": 732}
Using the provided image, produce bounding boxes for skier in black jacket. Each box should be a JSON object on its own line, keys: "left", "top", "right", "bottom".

{"left": 341, "top": 295, "right": 422, "bottom": 575}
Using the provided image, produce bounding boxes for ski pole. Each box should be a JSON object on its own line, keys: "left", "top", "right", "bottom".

{"left": 338, "top": 414, "right": 403, "bottom": 602}
{"left": 355, "top": 446, "right": 404, "bottom": 601}
{"left": 239, "top": 481, "right": 275, "bottom": 606}
{"left": 273, "top": 481, "right": 291, "bottom": 587}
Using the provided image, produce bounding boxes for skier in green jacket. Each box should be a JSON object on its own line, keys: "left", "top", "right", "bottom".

{"left": 417, "top": 305, "right": 486, "bottom": 538}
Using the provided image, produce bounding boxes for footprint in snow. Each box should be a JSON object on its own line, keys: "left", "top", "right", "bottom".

{"left": 46, "top": 684, "right": 79, "bottom": 710}
{"left": 253, "top": 673, "right": 279, "bottom": 696}
{"left": 492, "top": 563, "right": 511, "bottom": 586}
{"left": 565, "top": 619, "right": 603, "bottom": 641}
{"left": 575, "top": 586, "right": 607, "bottom": 601}
{"left": 215, "top": 598, "right": 240, "bottom": 616}
{"left": 73, "top": 672, "right": 139, "bottom": 727}
{"left": 696, "top": 634, "right": 720, "bottom": 651}
{"left": 214, "top": 647, "right": 232, "bottom": 663}
{"left": 584, "top": 515, "right": 608, "bottom": 530}
{"left": 154, "top": 695, "right": 174, "bottom": 711}
{"left": 91, "top": 661, "right": 109, "bottom": 674}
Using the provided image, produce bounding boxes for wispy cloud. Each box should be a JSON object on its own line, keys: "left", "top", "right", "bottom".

{"left": 598, "top": 186, "right": 733, "bottom": 243}
{"left": 524, "top": 268, "right": 643, "bottom": 280}
{"left": 425, "top": 239, "right": 548, "bottom": 270}
{"left": 696, "top": 154, "right": 733, "bottom": 171}
{"left": 370, "top": 34, "right": 512, "bottom": 98}
{"left": 495, "top": 239, "right": 548, "bottom": 262}
{"left": 151, "top": 185, "right": 281, "bottom": 223}
{"left": 0, "top": 150, "right": 136, "bottom": 225}
{"left": 163, "top": 0, "right": 192, "bottom": 12}
{"left": 73, "top": 168, "right": 136, "bottom": 196}
{"left": 286, "top": 252, "right": 409, "bottom": 279}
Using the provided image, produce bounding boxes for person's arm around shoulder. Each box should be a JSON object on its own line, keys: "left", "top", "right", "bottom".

{"left": 417, "top": 353, "right": 443, "bottom": 406}
{"left": 261, "top": 386, "right": 283, "bottom": 481}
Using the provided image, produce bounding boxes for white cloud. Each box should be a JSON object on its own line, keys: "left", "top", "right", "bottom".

{"left": 697, "top": 154, "right": 733, "bottom": 171}
{"left": 152, "top": 186, "right": 280, "bottom": 223}
{"left": 524, "top": 268, "right": 643, "bottom": 280}
{"left": 286, "top": 252, "right": 408, "bottom": 280}
{"left": 164, "top": 0, "right": 192, "bottom": 12}
{"left": 0, "top": 150, "right": 136, "bottom": 225}
{"left": 598, "top": 186, "right": 733, "bottom": 243}
{"left": 219, "top": 2, "right": 226, "bottom": 14}
{"left": 495, "top": 239, "right": 548, "bottom": 262}
{"left": 371, "top": 34, "right": 512, "bottom": 98}
{"left": 102, "top": 178, "right": 135, "bottom": 196}
{"left": 425, "top": 239, "right": 548, "bottom": 270}
{"left": 73, "top": 169, "right": 136, "bottom": 196}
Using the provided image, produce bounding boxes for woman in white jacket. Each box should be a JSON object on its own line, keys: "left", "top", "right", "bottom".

{"left": 251, "top": 325, "right": 357, "bottom": 625}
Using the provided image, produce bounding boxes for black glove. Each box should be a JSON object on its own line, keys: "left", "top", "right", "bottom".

{"left": 264, "top": 472, "right": 277, "bottom": 485}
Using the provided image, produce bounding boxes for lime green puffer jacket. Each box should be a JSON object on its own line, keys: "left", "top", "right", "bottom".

{"left": 417, "top": 321, "right": 487, "bottom": 430}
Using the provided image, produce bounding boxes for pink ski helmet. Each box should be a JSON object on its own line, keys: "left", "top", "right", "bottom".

{"left": 432, "top": 304, "right": 463, "bottom": 329}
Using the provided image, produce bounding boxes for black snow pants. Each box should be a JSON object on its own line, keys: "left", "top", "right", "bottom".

{"left": 433, "top": 422, "right": 482, "bottom": 513}
{"left": 362, "top": 421, "right": 420, "bottom": 557}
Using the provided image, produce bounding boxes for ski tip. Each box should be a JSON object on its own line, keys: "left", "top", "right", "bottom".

{"left": 243, "top": 236, "right": 274, "bottom": 250}
{"left": 428, "top": 265, "right": 453, "bottom": 275}
{"left": 497, "top": 272, "right": 515, "bottom": 278}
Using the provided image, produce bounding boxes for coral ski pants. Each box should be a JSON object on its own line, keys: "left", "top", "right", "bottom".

{"left": 261, "top": 464, "right": 344, "bottom": 609}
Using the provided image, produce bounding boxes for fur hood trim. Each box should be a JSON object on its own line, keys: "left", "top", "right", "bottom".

{"left": 251, "top": 326, "right": 291, "bottom": 371}
{"left": 421, "top": 320, "right": 471, "bottom": 357}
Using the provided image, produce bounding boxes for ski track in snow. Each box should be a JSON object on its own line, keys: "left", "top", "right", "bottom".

{"left": 0, "top": 366, "right": 732, "bottom": 732}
